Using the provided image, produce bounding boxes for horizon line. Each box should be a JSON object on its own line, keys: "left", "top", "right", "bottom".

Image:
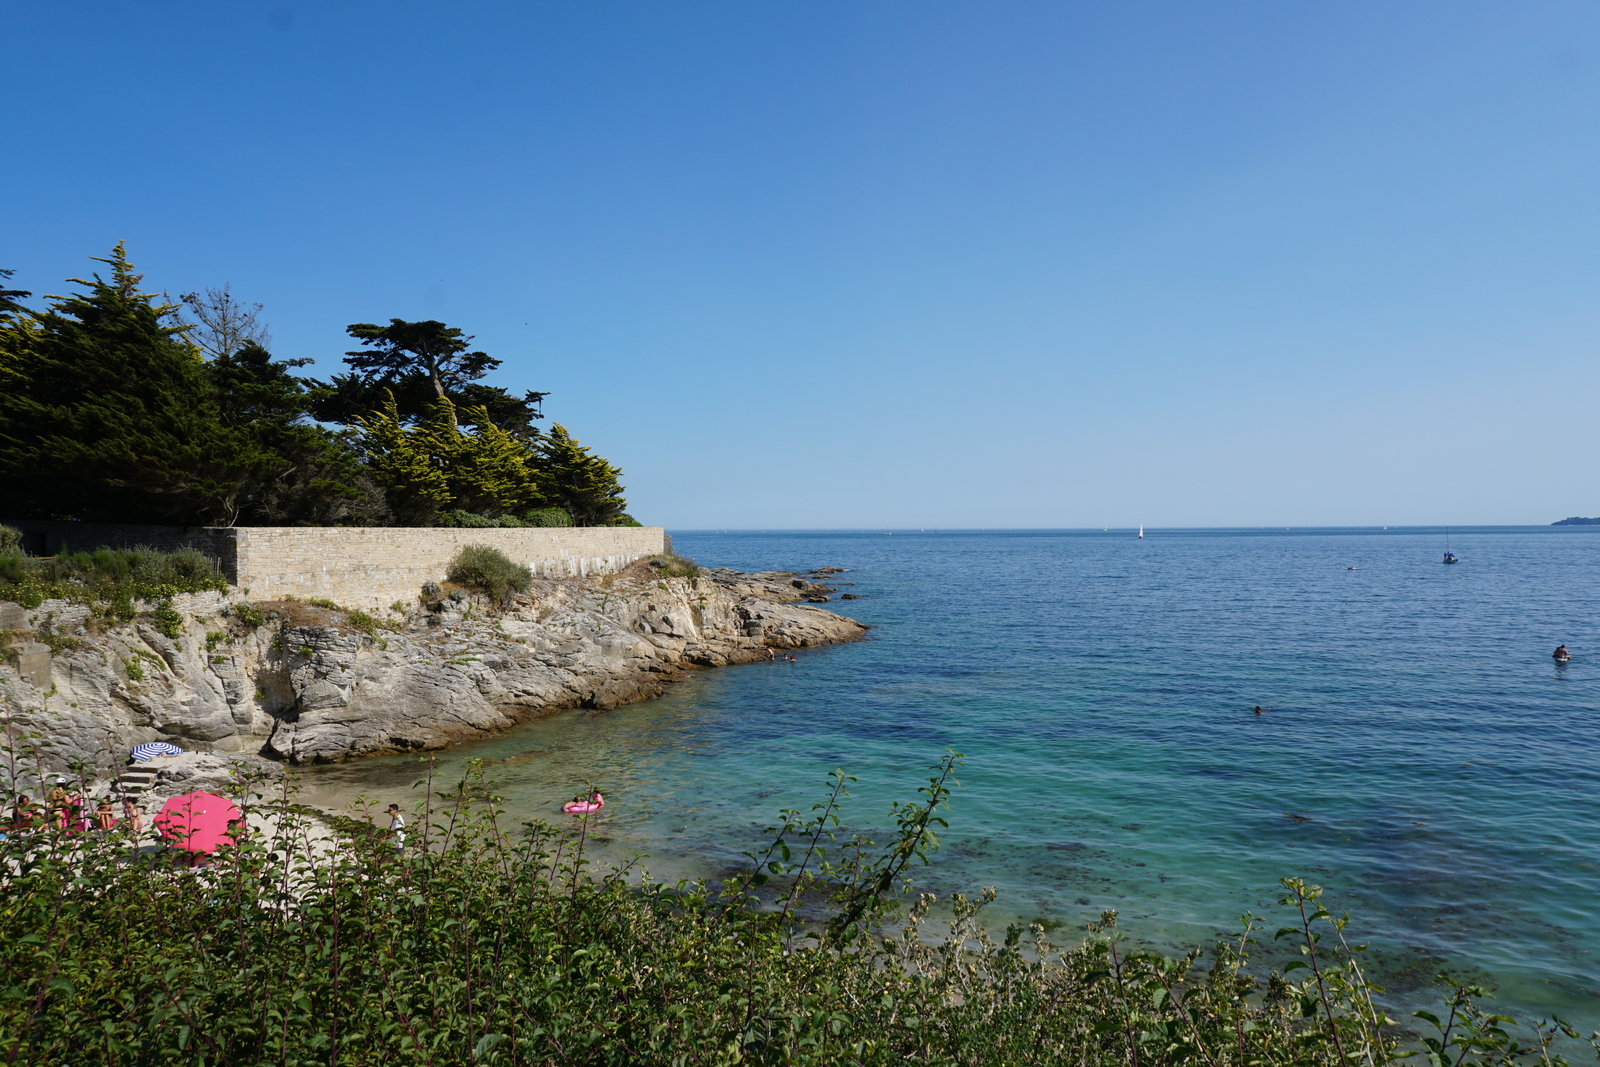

{"left": 663, "top": 523, "right": 1587, "bottom": 532}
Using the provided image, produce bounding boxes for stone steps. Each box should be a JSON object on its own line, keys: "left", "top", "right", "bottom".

{"left": 117, "top": 768, "right": 159, "bottom": 795}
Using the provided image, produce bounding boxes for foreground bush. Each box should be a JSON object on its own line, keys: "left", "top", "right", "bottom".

{"left": 0, "top": 755, "right": 1589, "bottom": 1066}
{"left": 0, "top": 545, "right": 227, "bottom": 607}
{"left": 447, "top": 543, "right": 532, "bottom": 601}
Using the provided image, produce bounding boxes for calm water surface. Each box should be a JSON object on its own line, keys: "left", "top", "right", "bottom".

{"left": 301, "top": 528, "right": 1600, "bottom": 1030}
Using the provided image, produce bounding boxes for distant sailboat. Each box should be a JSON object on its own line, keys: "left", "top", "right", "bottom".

{"left": 1138, "top": 525, "right": 1144, "bottom": 539}
{"left": 1443, "top": 526, "right": 1459, "bottom": 564}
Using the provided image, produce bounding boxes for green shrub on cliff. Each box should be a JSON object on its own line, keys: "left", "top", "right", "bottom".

{"left": 148, "top": 599, "right": 183, "bottom": 639}
{"left": 228, "top": 602, "right": 265, "bottom": 628}
{"left": 0, "top": 754, "right": 1583, "bottom": 1066}
{"left": 447, "top": 543, "right": 532, "bottom": 601}
{"left": 0, "top": 525, "right": 21, "bottom": 556}
{"left": 0, "top": 545, "right": 227, "bottom": 608}
{"left": 649, "top": 553, "right": 701, "bottom": 578}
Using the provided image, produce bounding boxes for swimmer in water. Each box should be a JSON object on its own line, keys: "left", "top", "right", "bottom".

{"left": 1554, "top": 645, "right": 1570, "bottom": 661}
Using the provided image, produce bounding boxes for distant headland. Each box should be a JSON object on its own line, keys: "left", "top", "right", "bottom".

{"left": 1551, "top": 516, "right": 1600, "bottom": 525}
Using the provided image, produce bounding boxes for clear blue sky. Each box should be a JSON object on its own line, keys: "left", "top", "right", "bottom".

{"left": 5, "top": 2, "right": 1597, "bottom": 528}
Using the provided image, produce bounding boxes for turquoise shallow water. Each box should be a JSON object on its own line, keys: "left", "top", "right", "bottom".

{"left": 301, "top": 527, "right": 1600, "bottom": 1031}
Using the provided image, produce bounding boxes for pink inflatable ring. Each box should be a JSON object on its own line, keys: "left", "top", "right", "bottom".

{"left": 563, "top": 794, "right": 605, "bottom": 814}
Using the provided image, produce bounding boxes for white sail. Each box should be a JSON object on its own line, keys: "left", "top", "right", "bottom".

{"left": 1138, "top": 525, "right": 1144, "bottom": 539}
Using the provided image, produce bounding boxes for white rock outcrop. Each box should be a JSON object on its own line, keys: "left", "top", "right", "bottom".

{"left": 0, "top": 560, "right": 865, "bottom": 773}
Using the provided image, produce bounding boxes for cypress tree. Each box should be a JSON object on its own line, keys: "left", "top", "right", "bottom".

{"left": 535, "top": 424, "right": 630, "bottom": 527}
{"left": 353, "top": 395, "right": 550, "bottom": 525}
{"left": 351, "top": 396, "right": 456, "bottom": 525}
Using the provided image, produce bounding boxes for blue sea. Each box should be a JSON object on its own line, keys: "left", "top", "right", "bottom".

{"left": 301, "top": 527, "right": 1600, "bottom": 1032}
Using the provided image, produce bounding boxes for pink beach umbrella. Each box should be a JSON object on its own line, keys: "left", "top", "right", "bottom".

{"left": 154, "top": 791, "right": 240, "bottom": 855}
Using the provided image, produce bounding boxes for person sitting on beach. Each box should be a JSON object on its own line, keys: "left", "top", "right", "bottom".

{"left": 95, "top": 798, "right": 117, "bottom": 832}
{"left": 7, "top": 796, "right": 37, "bottom": 835}
{"left": 121, "top": 796, "right": 142, "bottom": 838}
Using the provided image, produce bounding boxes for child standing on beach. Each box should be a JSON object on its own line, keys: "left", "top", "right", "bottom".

{"left": 386, "top": 803, "right": 406, "bottom": 853}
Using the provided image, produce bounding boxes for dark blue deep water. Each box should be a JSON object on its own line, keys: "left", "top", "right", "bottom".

{"left": 304, "top": 527, "right": 1600, "bottom": 1030}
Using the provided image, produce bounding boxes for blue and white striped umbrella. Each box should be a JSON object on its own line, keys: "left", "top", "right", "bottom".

{"left": 130, "top": 742, "right": 182, "bottom": 762}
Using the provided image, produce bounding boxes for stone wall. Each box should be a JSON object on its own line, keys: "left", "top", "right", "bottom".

{"left": 1, "top": 520, "right": 666, "bottom": 609}
{"left": 232, "top": 526, "right": 665, "bottom": 608}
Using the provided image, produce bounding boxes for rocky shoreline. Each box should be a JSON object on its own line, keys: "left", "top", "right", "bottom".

{"left": 0, "top": 558, "right": 867, "bottom": 776}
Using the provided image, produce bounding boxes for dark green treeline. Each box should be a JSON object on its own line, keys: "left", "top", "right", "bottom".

{"left": 0, "top": 247, "right": 634, "bottom": 528}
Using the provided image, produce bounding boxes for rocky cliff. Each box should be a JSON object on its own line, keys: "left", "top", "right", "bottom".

{"left": 0, "top": 559, "right": 865, "bottom": 774}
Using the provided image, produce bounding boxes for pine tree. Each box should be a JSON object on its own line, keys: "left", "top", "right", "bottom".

{"left": 310, "top": 318, "right": 548, "bottom": 439}
{"left": 0, "top": 244, "right": 276, "bottom": 525}
{"left": 0, "top": 268, "right": 30, "bottom": 321}
{"left": 213, "top": 343, "right": 386, "bottom": 526}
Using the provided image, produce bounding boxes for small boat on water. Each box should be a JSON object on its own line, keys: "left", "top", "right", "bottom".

{"left": 1442, "top": 526, "right": 1459, "bottom": 563}
{"left": 1137, "top": 525, "right": 1144, "bottom": 539}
